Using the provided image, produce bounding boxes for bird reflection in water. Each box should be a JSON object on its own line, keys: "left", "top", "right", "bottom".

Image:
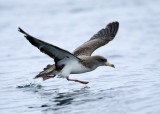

{"left": 53, "top": 86, "right": 89, "bottom": 106}
{"left": 54, "top": 93, "right": 74, "bottom": 106}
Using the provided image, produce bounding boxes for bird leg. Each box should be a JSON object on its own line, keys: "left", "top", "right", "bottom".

{"left": 66, "top": 77, "right": 89, "bottom": 84}
{"left": 43, "top": 75, "right": 56, "bottom": 81}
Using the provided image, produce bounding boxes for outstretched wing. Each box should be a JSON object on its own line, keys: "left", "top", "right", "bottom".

{"left": 18, "top": 28, "right": 80, "bottom": 64}
{"left": 73, "top": 22, "right": 119, "bottom": 56}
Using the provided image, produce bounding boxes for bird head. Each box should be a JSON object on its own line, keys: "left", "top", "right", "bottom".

{"left": 94, "top": 56, "right": 115, "bottom": 68}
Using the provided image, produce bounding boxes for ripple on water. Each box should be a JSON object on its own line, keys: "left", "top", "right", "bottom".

{"left": 17, "top": 83, "right": 42, "bottom": 89}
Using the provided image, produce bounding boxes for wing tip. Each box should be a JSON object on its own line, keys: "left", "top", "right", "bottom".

{"left": 18, "top": 27, "right": 24, "bottom": 33}
{"left": 18, "top": 27, "right": 30, "bottom": 37}
{"left": 106, "top": 21, "right": 119, "bottom": 38}
{"left": 106, "top": 21, "right": 119, "bottom": 29}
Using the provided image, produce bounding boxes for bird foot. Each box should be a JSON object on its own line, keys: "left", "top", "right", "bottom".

{"left": 43, "top": 75, "right": 56, "bottom": 81}
{"left": 80, "top": 81, "right": 89, "bottom": 84}
{"left": 66, "top": 77, "right": 89, "bottom": 84}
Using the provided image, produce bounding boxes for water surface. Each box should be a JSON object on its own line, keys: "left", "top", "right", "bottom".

{"left": 0, "top": 0, "right": 160, "bottom": 114}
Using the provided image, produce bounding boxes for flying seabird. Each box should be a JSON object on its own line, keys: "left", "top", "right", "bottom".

{"left": 18, "top": 21, "right": 119, "bottom": 84}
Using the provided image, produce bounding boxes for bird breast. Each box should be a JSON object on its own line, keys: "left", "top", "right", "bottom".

{"left": 60, "top": 60, "right": 91, "bottom": 76}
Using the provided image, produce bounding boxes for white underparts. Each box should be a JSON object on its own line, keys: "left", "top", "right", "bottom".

{"left": 57, "top": 59, "right": 91, "bottom": 78}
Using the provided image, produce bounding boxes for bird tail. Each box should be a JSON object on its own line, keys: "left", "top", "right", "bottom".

{"left": 34, "top": 64, "right": 58, "bottom": 81}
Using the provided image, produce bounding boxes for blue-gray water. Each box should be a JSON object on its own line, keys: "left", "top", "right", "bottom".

{"left": 0, "top": 0, "right": 160, "bottom": 114}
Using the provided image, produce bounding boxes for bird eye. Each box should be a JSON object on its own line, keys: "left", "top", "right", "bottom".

{"left": 100, "top": 58, "right": 105, "bottom": 61}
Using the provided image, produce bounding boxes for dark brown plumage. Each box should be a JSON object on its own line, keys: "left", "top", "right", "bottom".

{"left": 73, "top": 22, "right": 119, "bottom": 56}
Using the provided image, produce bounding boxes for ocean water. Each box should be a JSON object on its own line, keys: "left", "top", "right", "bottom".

{"left": 0, "top": 0, "right": 160, "bottom": 114}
